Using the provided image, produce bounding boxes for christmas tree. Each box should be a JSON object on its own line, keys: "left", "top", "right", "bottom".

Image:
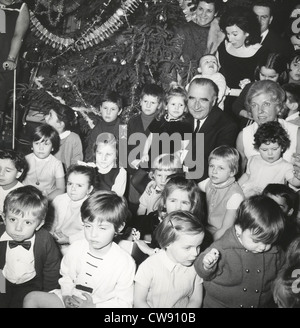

{"left": 18, "top": 0, "right": 196, "bottom": 137}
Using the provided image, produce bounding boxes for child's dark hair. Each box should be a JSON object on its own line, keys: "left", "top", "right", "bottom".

{"left": 154, "top": 210, "right": 205, "bottom": 249}
{"left": 0, "top": 149, "right": 28, "bottom": 182}
{"left": 32, "top": 124, "right": 60, "bottom": 154}
{"left": 66, "top": 164, "right": 95, "bottom": 188}
{"left": 253, "top": 121, "right": 291, "bottom": 153}
{"left": 235, "top": 194, "right": 285, "bottom": 245}
{"left": 263, "top": 183, "right": 299, "bottom": 218}
{"left": 3, "top": 185, "right": 48, "bottom": 222}
{"left": 254, "top": 53, "right": 288, "bottom": 85}
{"left": 140, "top": 83, "right": 164, "bottom": 102}
{"left": 48, "top": 102, "right": 77, "bottom": 131}
{"left": 282, "top": 83, "right": 300, "bottom": 108}
{"left": 101, "top": 91, "right": 123, "bottom": 110}
{"left": 285, "top": 236, "right": 300, "bottom": 268}
{"left": 157, "top": 175, "right": 206, "bottom": 224}
{"left": 81, "top": 190, "right": 129, "bottom": 233}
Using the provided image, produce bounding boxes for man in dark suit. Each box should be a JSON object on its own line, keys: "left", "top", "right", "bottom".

{"left": 252, "top": 0, "right": 294, "bottom": 58}
{"left": 184, "top": 77, "right": 238, "bottom": 182}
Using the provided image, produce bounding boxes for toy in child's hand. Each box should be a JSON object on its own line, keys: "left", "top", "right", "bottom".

{"left": 131, "top": 228, "right": 141, "bottom": 241}
{"left": 203, "top": 248, "right": 220, "bottom": 270}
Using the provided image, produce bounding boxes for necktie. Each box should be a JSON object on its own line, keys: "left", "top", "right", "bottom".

{"left": 8, "top": 240, "right": 31, "bottom": 251}
{"left": 194, "top": 120, "right": 201, "bottom": 133}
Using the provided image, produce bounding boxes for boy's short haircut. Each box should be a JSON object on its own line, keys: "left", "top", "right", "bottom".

{"left": 235, "top": 194, "right": 285, "bottom": 245}
{"left": 262, "top": 183, "right": 299, "bottom": 216}
{"left": 3, "top": 185, "right": 48, "bottom": 222}
{"left": 32, "top": 123, "right": 60, "bottom": 154}
{"left": 150, "top": 153, "right": 183, "bottom": 174}
{"left": 81, "top": 190, "right": 129, "bottom": 232}
{"left": 282, "top": 83, "right": 300, "bottom": 107}
{"left": 0, "top": 149, "right": 28, "bottom": 181}
{"left": 209, "top": 145, "right": 240, "bottom": 176}
{"left": 253, "top": 121, "right": 291, "bottom": 152}
{"left": 140, "top": 83, "right": 164, "bottom": 102}
{"left": 101, "top": 91, "right": 123, "bottom": 109}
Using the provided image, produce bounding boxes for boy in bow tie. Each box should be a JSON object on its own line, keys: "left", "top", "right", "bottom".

{"left": 0, "top": 185, "right": 61, "bottom": 308}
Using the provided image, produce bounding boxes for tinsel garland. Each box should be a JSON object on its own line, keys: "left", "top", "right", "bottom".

{"left": 29, "top": 0, "right": 195, "bottom": 52}
{"left": 30, "top": 0, "right": 143, "bottom": 51}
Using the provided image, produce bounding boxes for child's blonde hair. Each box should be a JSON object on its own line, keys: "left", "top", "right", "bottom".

{"left": 4, "top": 185, "right": 48, "bottom": 222}
{"left": 157, "top": 86, "right": 188, "bottom": 121}
{"left": 93, "top": 132, "right": 118, "bottom": 163}
{"left": 150, "top": 153, "right": 183, "bottom": 177}
{"left": 154, "top": 210, "right": 205, "bottom": 249}
{"left": 208, "top": 145, "right": 240, "bottom": 176}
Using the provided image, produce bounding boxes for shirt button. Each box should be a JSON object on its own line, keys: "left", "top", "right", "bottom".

{"left": 257, "top": 269, "right": 261, "bottom": 273}
{"left": 245, "top": 249, "right": 249, "bottom": 252}
{"left": 240, "top": 305, "right": 243, "bottom": 308}
{"left": 255, "top": 289, "right": 259, "bottom": 293}
{"left": 250, "top": 306, "right": 254, "bottom": 308}
{"left": 243, "top": 288, "right": 247, "bottom": 292}
{"left": 245, "top": 269, "right": 250, "bottom": 273}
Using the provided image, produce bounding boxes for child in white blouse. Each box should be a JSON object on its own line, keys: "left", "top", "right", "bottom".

{"left": 134, "top": 210, "right": 205, "bottom": 308}
{"left": 23, "top": 190, "right": 136, "bottom": 308}
{"left": 23, "top": 124, "right": 65, "bottom": 201}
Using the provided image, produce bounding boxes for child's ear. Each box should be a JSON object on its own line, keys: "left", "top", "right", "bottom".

{"left": 87, "top": 185, "right": 94, "bottom": 195}
{"left": 35, "top": 220, "right": 45, "bottom": 231}
{"left": 117, "top": 222, "right": 125, "bottom": 234}
{"left": 289, "top": 102, "right": 299, "bottom": 112}
{"left": 235, "top": 225, "right": 242, "bottom": 237}
{"left": 16, "top": 170, "right": 23, "bottom": 179}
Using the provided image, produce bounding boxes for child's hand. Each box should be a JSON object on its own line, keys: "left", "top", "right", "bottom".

{"left": 54, "top": 231, "right": 69, "bottom": 245}
{"left": 203, "top": 248, "right": 219, "bottom": 270}
{"left": 135, "top": 240, "right": 158, "bottom": 256}
{"left": 63, "top": 295, "right": 79, "bottom": 308}
{"left": 239, "top": 78, "right": 251, "bottom": 89}
{"left": 145, "top": 180, "right": 156, "bottom": 195}
{"left": 131, "top": 159, "right": 141, "bottom": 169}
{"left": 131, "top": 228, "right": 141, "bottom": 241}
{"left": 70, "top": 293, "right": 95, "bottom": 308}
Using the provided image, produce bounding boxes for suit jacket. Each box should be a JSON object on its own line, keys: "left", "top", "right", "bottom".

{"left": 0, "top": 226, "right": 61, "bottom": 291}
{"left": 185, "top": 107, "right": 238, "bottom": 182}
{"left": 262, "top": 30, "right": 294, "bottom": 58}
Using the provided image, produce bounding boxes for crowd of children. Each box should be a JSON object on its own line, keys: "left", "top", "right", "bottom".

{"left": 1, "top": 76, "right": 300, "bottom": 308}
{"left": 2, "top": 0, "right": 300, "bottom": 309}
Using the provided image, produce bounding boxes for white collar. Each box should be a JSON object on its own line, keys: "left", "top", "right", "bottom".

{"left": 60, "top": 130, "right": 71, "bottom": 140}
{"left": 286, "top": 112, "right": 299, "bottom": 121}
{"left": 0, "top": 231, "right": 35, "bottom": 244}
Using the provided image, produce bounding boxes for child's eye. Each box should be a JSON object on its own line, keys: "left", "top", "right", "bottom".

{"left": 25, "top": 221, "right": 32, "bottom": 225}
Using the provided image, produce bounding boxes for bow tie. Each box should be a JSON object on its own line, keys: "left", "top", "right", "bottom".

{"left": 8, "top": 240, "right": 31, "bottom": 251}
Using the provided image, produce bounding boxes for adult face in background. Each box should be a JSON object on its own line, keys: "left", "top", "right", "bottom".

{"left": 187, "top": 78, "right": 218, "bottom": 120}
{"left": 195, "top": 1, "right": 218, "bottom": 27}
{"left": 253, "top": 5, "right": 273, "bottom": 34}
{"left": 245, "top": 80, "right": 285, "bottom": 126}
